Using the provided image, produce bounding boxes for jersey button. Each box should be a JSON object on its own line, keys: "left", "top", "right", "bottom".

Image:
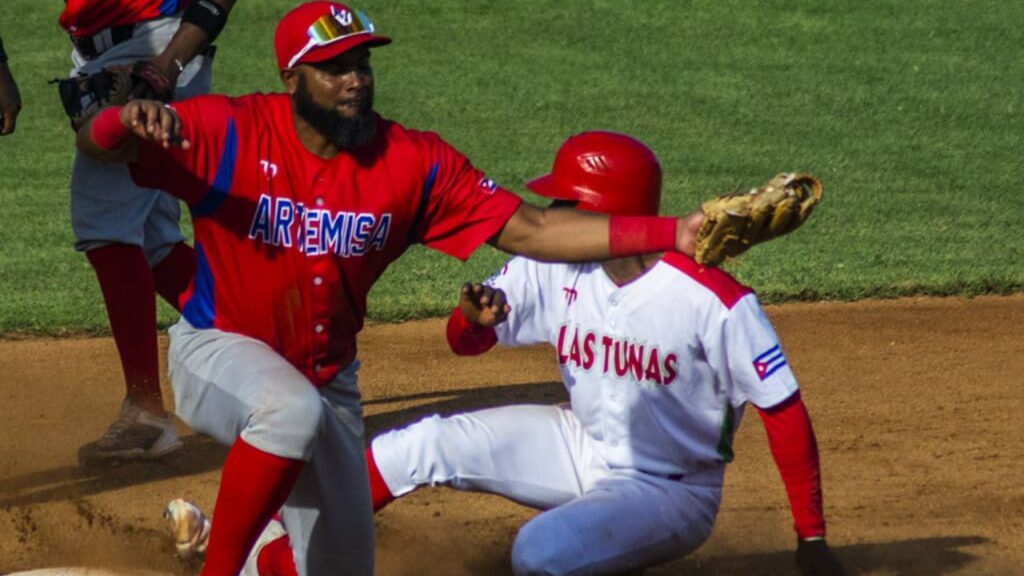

{"left": 315, "top": 323, "right": 325, "bottom": 334}
{"left": 314, "top": 363, "right": 322, "bottom": 372}
{"left": 315, "top": 198, "right": 325, "bottom": 207}
{"left": 610, "top": 440, "right": 619, "bottom": 447}
{"left": 313, "top": 276, "right": 323, "bottom": 286}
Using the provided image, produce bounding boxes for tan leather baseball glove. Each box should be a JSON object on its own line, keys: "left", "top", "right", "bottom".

{"left": 695, "top": 173, "right": 823, "bottom": 267}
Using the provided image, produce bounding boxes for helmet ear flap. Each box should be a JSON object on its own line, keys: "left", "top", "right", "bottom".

{"left": 548, "top": 199, "right": 579, "bottom": 209}
{"left": 526, "top": 131, "right": 662, "bottom": 216}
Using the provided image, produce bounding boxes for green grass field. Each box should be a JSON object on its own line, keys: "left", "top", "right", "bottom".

{"left": 0, "top": 0, "right": 1021, "bottom": 334}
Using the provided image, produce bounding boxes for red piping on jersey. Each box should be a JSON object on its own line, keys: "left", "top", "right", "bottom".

{"left": 661, "top": 252, "right": 752, "bottom": 309}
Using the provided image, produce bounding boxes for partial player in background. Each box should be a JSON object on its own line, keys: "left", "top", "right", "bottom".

{"left": 165, "top": 132, "right": 844, "bottom": 576}
{"left": 57, "top": 0, "right": 236, "bottom": 463}
{"left": 0, "top": 33, "right": 22, "bottom": 135}
{"left": 76, "top": 3, "right": 709, "bottom": 574}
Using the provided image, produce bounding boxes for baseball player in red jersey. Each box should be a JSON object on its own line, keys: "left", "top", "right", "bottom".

{"left": 61, "top": 0, "right": 236, "bottom": 463}
{"left": 361, "top": 132, "right": 847, "bottom": 575}
{"left": 74, "top": 3, "right": 707, "bottom": 574}
{"left": 0, "top": 34, "right": 21, "bottom": 135}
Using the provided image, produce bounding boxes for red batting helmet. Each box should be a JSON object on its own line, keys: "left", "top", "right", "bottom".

{"left": 526, "top": 131, "right": 662, "bottom": 216}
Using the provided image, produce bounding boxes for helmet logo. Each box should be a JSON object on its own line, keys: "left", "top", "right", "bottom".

{"left": 578, "top": 153, "right": 609, "bottom": 174}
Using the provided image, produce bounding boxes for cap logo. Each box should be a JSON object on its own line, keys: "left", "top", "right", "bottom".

{"left": 334, "top": 7, "right": 353, "bottom": 27}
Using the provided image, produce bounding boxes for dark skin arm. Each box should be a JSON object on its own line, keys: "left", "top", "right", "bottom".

{"left": 0, "top": 60, "right": 21, "bottom": 135}
{"left": 148, "top": 0, "right": 237, "bottom": 86}
{"left": 76, "top": 98, "right": 707, "bottom": 259}
{"left": 76, "top": 99, "right": 187, "bottom": 162}
{"left": 490, "top": 202, "right": 704, "bottom": 262}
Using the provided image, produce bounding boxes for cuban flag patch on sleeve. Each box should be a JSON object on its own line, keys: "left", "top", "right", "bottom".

{"left": 478, "top": 177, "right": 497, "bottom": 195}
{"left": 753, "top": 344, "right": 787, "bottom": 381}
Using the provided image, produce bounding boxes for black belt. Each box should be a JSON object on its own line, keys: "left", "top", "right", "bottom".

{"left": 71, "top": 23, "right": 137, "bottom": 60}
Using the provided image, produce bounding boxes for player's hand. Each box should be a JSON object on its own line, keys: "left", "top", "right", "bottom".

{"left": 795, "top": 538, "right": 847, "bottom": 576}
{"left": 119, "top": 100, "right": 190, "bottom": 149}
{"left": 458, "top": 283, "right": 509, "bottom": 328}
{"left": 675, "top": 211, "right": 704, "bottom": 257}
{"left": 0, "top": 62, "right": 22, "bottom": 136}
{"left": 132, "top": 57, "right": 177, "bottom": 100}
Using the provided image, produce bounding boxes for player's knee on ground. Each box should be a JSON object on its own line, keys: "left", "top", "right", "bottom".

{"left": 245, "top": 383, "right": 325, "bottom": 460}
{"left": 510, "top": 512, "right": 584, "bottom": 576}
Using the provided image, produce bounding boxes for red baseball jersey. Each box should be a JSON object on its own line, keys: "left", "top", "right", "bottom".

{"left": 60, "top": 0, "right": 186, "bottom": 37}
{"left": 129, "top": 93, "right": 522, "bottom": 387}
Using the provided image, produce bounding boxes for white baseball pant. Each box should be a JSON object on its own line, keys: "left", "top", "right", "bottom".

{"left": 69, "top": 14, "right": 212, "bottom": 265}
{"left": 372, "top": 404, "right": 724, "bottom": 576}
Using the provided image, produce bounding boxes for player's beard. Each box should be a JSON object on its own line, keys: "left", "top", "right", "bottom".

{"left": 293, "top": 75, "right": 376, "bottom": 151}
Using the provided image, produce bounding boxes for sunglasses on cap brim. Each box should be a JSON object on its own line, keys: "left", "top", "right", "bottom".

{"left": 287, "top": 7, "right": 377, "bottom": 69}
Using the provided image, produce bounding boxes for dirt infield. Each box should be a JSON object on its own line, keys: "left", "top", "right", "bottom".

{"left": 1, "top": 295, "right": 1022, "bottom": 575}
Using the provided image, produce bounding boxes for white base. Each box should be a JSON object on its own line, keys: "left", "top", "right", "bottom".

{"left": 7, "top": 569, "right": 173, "bottom": 576}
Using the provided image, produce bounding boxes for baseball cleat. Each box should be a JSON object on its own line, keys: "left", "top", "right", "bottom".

{"left": 164, "top": 498, "right": 211, "bottom": 558}
{"left": 81, "top": 399, "right": 184, "bottom": 465}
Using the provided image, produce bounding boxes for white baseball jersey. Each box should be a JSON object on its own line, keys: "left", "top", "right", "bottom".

{"left": 485, "top": 252, "right": 798, "bottom": 478}
{"left": 371, "top": 252, "right": 804, "bottom": 574}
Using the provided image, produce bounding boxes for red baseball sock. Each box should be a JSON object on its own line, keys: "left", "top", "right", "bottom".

{"left": 252, "top": 449, "right": 391, "bottom": 576}
{"left": 367, "top": 446, "right": 395, "bottom": 512}
{"left": 256, "top": 535, "right": 297, "bottom": 576}
{"left": 86, "top": 244, "right": 162, "bottom": 415}
{"left": 201, "top": 438, "right": 305, "bottom": 576}
{"left": 152, "top": 242, "right": 195, "bottom": 313}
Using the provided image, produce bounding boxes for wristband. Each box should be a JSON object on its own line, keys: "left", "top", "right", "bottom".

{"left": 91, "top": 106, "right": 130, "bottom": 150}
{"left": 182, "top": 0, "right": 229, "bottom": 43}
{"left": 446, "top": 307, "right": 498, "bottom": 356}
{"left": 608, "top": 215, "right": 677, "bottom": 258}
{"left": 0, "top": 37, "right": 8, "bottom": 65}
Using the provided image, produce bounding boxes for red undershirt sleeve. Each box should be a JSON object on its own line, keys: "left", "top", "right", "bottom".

{"left": 756, "top": 390, "right": 827, "bottom": 539}
{"left": 446, "top": 307, "right": 498, "bottom": 356}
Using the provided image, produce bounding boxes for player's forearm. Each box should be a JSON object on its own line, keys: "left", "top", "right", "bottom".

{"left": 152, "top": 0, "right": 235, "bottom": 79}
{"left": 0, "top": 61, "right": 21, "bottom": 136}
{"left": 756, "top": 391, "right": 827, "bottom": 539}
{"left": 76, "top": 107, "right": 136, "bottom": 163}
{"left": 492, "top": 203, "right": 693, "bottom": 261}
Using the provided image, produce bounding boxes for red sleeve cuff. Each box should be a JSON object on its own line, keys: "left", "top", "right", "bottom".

{"left": 446, "top": 306, "right": 498, "bottom": 356}
{"left": 757, "top": 391, "right": 827, "bottom": 539}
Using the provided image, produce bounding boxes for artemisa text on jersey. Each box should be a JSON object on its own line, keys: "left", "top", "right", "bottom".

{"left": 247, "top": 194, "right": 392, "bottom": 257}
